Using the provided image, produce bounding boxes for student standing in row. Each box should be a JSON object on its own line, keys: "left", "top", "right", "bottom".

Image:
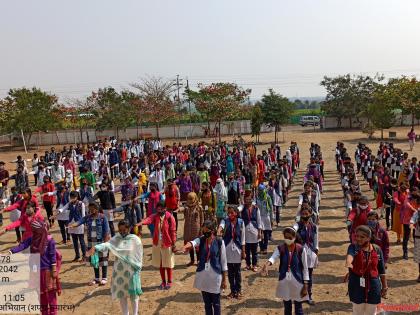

{"left": 179, "top": 220, "right": 227, "bottom": 315}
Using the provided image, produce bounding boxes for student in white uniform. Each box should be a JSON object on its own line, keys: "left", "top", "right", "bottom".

{"left": 294, "top": 205, "right": 319, "bottom": 306}
{"left": 261, "top": 226, "right": 309, "bottom": 315}
{"left": 218, "top": 206, "right": 245, "bottom": 299}
{"left": 179, "top": 220, "right": 227, "bottom": 315}
{"left": 240, "top": 190, "right": 262, "bottom": 272}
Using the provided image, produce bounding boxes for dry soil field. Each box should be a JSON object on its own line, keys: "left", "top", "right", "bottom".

{"left": 1, "top": 126, "right": 420, "bottom": 314}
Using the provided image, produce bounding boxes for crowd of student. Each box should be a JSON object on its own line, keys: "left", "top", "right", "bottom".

{"left": 0, "top": 135, "right": 418, "bottom": 315}
{"left": 337, "top": 139, "right": 420, "bottom": 315}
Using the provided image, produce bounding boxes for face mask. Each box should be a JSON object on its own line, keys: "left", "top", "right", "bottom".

{"left": 120, "top": 232, "right": 129, "bottom": 238}
{"left": 159, "top": 210, "right": 166, "bottom": 217}
{"left": 359, "top": 204, "right": 368, "bottom": 210}
{"left": 101, "top": 187, "right": 107, "bottom": 191}
{"left": 284, "top": 238, "right": 295, "bottom": 246}
{"left": 301, "top": 216, "right": 310, "bottom": 222}
{"left": 367, "top": 221, "right": 377, "bottom": 229}
{"left": 203, "top": 231, "right": 212, "bottom": 238}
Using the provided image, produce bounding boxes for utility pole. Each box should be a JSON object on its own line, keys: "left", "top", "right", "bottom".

{"left": 186, "top": 78, "right": 193, "bottom": 138}
{"left": 175, "top": 74, "right": 182, "bottom": 139}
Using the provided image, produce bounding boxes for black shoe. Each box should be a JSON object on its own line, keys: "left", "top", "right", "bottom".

{"left": 403, "top": 253, "right": 408, "bottom": 260}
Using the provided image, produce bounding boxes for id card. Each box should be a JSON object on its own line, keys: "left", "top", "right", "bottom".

{"left": 205, "top": 262, "right": 210, "bottom": 271}
{"left": 286, "top": 271, "right": 292, "bottom": 280}
{"left": 360, "top": 277, "right": 365, "bottom": 288}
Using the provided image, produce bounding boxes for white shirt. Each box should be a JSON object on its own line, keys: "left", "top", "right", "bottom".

{"left": 219, "top": 219, "right": 246, "bottom": 263}
{"left": 191, "top": 237, "right": 228, "bottom": 294}
{"left": 242, "top": 206, "right": 262, "bottom": 244}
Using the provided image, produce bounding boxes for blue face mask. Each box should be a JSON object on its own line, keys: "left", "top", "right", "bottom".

{"left": 367, "top": 221, "right": 377, "bottom": 229}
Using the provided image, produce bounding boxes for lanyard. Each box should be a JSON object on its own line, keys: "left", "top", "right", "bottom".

{"left": 361, "top": 244, "right": 373, "bottom": 276}
{"left": 248, "top": 206, "right": 253, "bottom": 220}
{"left": 231, "top": 220, "right": 236, "bottom": 239}
{"left": 287, "top": 244, "right": 296, "bottom": 272}
{"left": 206, "top": 236, "right": 215, "bottom": 262}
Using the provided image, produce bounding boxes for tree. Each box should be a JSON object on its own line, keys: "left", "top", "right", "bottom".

{"left": 386, "top": 77, "right": 420, "bottom": 128}
{"left": 0, "top": 87, "right": 60, "bottom": 145}
{"left": 130, "top": 77, "right": 178, "bottom": 139}
{"left": 260, "top": 89, "right": 294, "bottom": 143}
{"left": 89, "top": 87, "right": 133, "bottom": 139}
{"left": 320, "top": 74, "right": 384, "bottom": 128}
{"left": 186, "top": 82, "right": 251, "bottom": 143}
{"left": 63, "top": 97, "right": 97, "bottom": 143}
{"left": 250, "top": 103, "right": 263, "bottom": 143}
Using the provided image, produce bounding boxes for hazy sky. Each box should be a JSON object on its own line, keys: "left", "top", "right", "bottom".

{"left": 1, "top": 0, "right": 420, "bottom": 101}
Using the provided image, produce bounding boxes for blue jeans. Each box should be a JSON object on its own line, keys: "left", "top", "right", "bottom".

{"left": 283, "top": 300, "right": 303, "bottom": 315}
{"left": 201, "top": 291, "right": 221, "bottom": 315}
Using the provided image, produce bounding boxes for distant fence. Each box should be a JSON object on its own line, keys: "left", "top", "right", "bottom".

{"left": 7, "top": 120, "right": 275, "bottom": 147}
{"left": 321, "top": 114, "right": 420, "bottom": 129}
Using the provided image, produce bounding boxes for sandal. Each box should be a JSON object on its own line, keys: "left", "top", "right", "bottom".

{"left": 88, "top": 279, "right": 99, "bottom": 286}
{"left": 165, "top": 282, "right": 173, "bottom": 290}
{"left": 252, "top": 266, "right": 259, "bottom": 272}
{"left": 244, "top": 266, "right": 252, "bottom": 271}
{"left": 227, "top": 293, "right": 235, "bottom": 299}
{"left": 100, "top": 278, "right": 108, "bottom": 285}
{"left": 159, "top": 282, "right": 167, "bottom": 290}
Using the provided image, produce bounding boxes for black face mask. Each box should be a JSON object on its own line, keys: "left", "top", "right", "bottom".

{"left": 203, "top": 231, "right": 212, "bottom": 238}
{"left": 159, "top": 210, "right": 166, "bottom": 217}
{"left": 120, "top": 232, "right": 129, "bottom": 238}
{"left": 301, "top": 216, "right": 310, "bottom": 222}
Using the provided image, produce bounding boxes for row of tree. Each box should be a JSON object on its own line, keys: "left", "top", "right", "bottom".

{"left": 0, "top": 78, "right": 261, "bottom": 144}
{"left": 321, "top": 74, "right": 420, "bottom": 138}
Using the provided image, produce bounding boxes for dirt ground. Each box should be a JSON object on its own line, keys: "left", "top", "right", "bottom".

{"left": 1, "top": 126, "right": 420, "bottom": 315}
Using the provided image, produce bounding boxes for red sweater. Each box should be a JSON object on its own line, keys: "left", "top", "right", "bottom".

{"left": 142, "top": 212, "right": 176, "bottom": 248}
{"left": 35, "top": 183, "right": 55, "bottom": 203}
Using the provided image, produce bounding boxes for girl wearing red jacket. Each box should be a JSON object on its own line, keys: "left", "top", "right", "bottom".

{"left": 138, "top": 201, "right": 176, "bottom": 290}
{"left": 0, "top": 189, "right": 43, "bottom": 240}
{"left": 35, "top": 175, "right": 56, "bottom": 226}
{"left": 347, "top": 195, "right": 371, "bottom": 244}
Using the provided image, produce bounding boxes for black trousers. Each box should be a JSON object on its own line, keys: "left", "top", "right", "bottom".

{"left": 201, "top": 291, "right": 221, "bottom": 315}
{"left": 245, "top": 243, "right": 258, "bottom": 266}
{"left": 403, "top": 224, "right": 411, "bottom": 254}
{"left": 58, "top": 220, "right": 70, "bottom": 242}
{"left": 227, "top": 263, "right": 241, "bottom": 294}
{"left": 43, "top": 201, "right": 54, "bottom": 225}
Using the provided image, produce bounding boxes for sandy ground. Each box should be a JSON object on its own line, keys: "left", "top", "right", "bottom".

{"left": 0, "top": 126, "right": 420, "bottom": 314}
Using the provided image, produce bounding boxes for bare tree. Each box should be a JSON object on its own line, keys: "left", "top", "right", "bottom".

{"left": 130, "top": 76, "right": 178, "bottom": 138}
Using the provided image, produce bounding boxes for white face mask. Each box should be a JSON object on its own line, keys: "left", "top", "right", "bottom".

{"left": 359, "top": 204, "right": 368, "bottom": 210}
{"left": 284, "top": 238, "right": 295, "bottom": 246}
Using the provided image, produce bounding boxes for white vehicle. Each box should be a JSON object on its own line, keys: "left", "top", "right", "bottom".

{"left": 299, "top": 115, "right": 320, "bottom": 127}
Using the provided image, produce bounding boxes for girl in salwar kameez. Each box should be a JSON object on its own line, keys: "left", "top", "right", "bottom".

{"left": 87, "top": 220, "right": 143, "bottom": 315}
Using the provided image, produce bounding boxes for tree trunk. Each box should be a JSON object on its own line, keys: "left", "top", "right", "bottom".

{"left": 156, "top": 122, "right": 160, "bottom": 139}
{"left": 86, "top": 128, "right": 90, "bottom": 143}
{"left": 412, "top": 111, "right": 415, "bottom": 128}
{"left": 349, "top": 117, "right": 352, "bottom": 129}
{"left": 381, "top": 129, "right": 384, "bottom": 139}
{"left": 79, "top": 128, "right": 83, "bottom": 144}
{"left": 218, "top": 120, "right": 222, "bottom": 144}
{"left": 274, "top": 125, "right": 278, "bottom": 144}
{"left": 136, "top": 123, "right": 139, "bottom": 139}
